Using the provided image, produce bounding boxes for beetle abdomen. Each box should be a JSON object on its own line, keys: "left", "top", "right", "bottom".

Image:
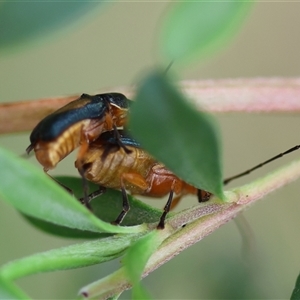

{"left": 34, "top": 121, "right": 87, "bottom": 170}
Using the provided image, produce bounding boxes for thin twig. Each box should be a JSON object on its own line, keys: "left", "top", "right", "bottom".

{"left": 1, "top": 78, "right": 300, "bottom": 135}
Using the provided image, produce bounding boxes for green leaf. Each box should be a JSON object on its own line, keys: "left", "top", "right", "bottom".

{"left": 123, "top": 231, "right": 159, "bottom": 285}
{"left": 0, "top": 276, "right": 30, "bottom": 300}
{"left": 123, "top": 230, "right": 167, "bottom": 299}
{"left": 0, "top": 235, "right": 138, "bottom": 281}
{"left": 160, "top": 2, "right": 253, "bottom": 65}
{"left": 0, "top": 147, "right": 145, "bottom": 234}
{"left": 20, "top": 177, "right": 164, "bottom": 238}
{"left": 129, "top": 71, "right": 224, "bottom": 199}
{"left": 0, "top": 1, "right": 103, "bottom": 53}
{"left": 57, "top": 177, "right": 165, "bottom": 226}
{"left": 291, "top": 272, "right": 300, "bottom": 300}
{"left": 132, "top": 285, "right": 152, "bottom": 300}
{"left": 21, "top": 214, "right": 107, "bottom": 239}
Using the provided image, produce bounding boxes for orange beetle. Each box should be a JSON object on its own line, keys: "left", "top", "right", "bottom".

{"left": 76, "top": 130, "right": 211, "bottom": 228}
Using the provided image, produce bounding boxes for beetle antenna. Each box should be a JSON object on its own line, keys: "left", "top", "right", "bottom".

{"left": 224, "top": 145, "right": 300, "bottom": 185}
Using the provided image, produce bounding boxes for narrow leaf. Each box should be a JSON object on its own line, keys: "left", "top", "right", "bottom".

{"left": 123, "top": 231, "right": 160, "bottom": 286}
{"left": 81, "top": 227, "right": 173, "bottom": 299}
{"left": 0, "top": 147, "right": 145, "bottom": 234}
{"left": 160, "top": 2, "right": 253, "bottom": 65}
{"left": 132, "top": 285, "right": 152, "bottom": 300}
{"left": 21, "top": 214, "right": 107, "bottom": 239}
{"left": 0, "top": 277, "right": 30, "bottom": 300}
{"left": 1, "top": 235, "right": 138, "bottom": 281}
{"left": 20, "top": 176, "right": 163, "bottom": 238}
{"left": 57, "top": 177, "right": 164, "bottom": 226}
{"left": 123, "top": 229, "right": 171, "bottom": 300}
{"left": 129, "top": 71, "right": 224, "bottom": 199}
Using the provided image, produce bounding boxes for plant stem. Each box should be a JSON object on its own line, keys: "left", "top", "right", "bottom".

{"left": 80, "top": 158, "right": 300, "bottom": 299}
{"left": 1, "top": 78, "right": 300, "bottom": 134}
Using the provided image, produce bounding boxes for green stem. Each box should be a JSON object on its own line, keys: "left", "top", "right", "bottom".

{"left": 80, "top": 158, "right": 300, "bottom": 299}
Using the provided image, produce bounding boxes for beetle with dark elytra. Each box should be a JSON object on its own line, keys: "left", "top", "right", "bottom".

{"left": 26, "top": 93, "right": 131, "bottom": 171}
{"left": 75, "top": 130, "right": 211, "bottom": 229}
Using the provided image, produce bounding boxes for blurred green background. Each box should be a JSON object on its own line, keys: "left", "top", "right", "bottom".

{"left": 1, "top": 2, "right": 300, "bottom": 299}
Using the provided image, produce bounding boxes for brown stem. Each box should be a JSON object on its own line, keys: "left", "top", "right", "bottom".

{"left": 0, "top": 96, "right": 75, "bottom": 135}
{"left": 1, "top": 78, "right": 300, "bottom": 135}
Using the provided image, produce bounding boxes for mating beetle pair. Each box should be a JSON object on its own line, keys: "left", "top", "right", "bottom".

{"left": 27, "top": 93, "right": 210, "bottom": 228}
{"left": 27, "top": 92, "right": 298, "bottom": 228}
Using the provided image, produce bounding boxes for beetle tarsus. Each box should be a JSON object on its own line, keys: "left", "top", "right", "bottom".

{"left": 197, "top": 189, "right": 211, "bottom": 203}
{"left": 113, "top": 186, "right": 130, "bottom": 225}
{"left": 79, "top": 186, "right": 106, "bottom": 208}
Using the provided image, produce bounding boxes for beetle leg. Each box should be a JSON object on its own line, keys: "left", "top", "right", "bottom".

{"left": 157, "top": 189, "right": 174, "bottom": 230}
{"left": 169, "top": 194, "right": 183, "bottom": 210}
{"left": 113, "top": 184, "right": 130, "bottom": 225}
{"left": 78, "top": 167, "right": 92, "bottom": 211}
{"left": 112, "top": 125, "right": 131, "bottom": 154}
{"left": 105, "top": 102, "right": 131, "bottom": 153}
{"left": 113, "top": 173, "right": 149, "bottom": 225}
{"left": 76, "top": 139, "right": 89, "bottom": 171}
{"left": 44, "top": 170, "right": 100, "bottom": 213}
{"left": 121, "top": 172, "right": 149, "bottom": 191}
{"left": 157, "top": 180, "right": 178, "bottom": 229}
{"left": 168, "top": 190, "right": 211, "bottom": 210}
{"left": 44, "top": 172, "right": 74, "bottom": 196}
{"left": 99, "top": 127, "right": 132, "bottom": 162}
{"left": 75, "top": 133, "right": 94, "bottom": 210}
{"left": 79, "top": 186, "right": 106, "bottom": 205}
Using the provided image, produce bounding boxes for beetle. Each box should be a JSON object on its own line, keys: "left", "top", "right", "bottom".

{"left": 26, "top": 93, "right": 131, "bottom": 171}
{"left": 75, "top": 130, "right": 211, "bottom": 229}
